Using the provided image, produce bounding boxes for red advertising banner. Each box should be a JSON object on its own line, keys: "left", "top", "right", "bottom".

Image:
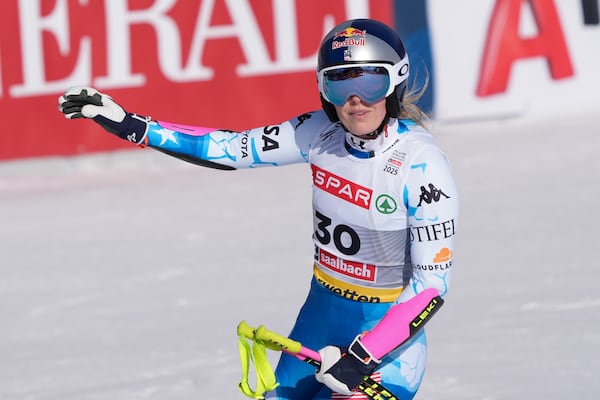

{"left": 0, "top": 0, "right": 392, "bottom": 160}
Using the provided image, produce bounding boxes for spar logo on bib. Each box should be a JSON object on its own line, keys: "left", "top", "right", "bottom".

{"left": 311, "top": 164, "right": 373, "bottom": 209}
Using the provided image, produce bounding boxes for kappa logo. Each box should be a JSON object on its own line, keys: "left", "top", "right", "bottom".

{"left": 417, "top": 183, "right": 450, "bottom": 206}
{"left": 312, "top": 164, "right": 373, "bottom": 209}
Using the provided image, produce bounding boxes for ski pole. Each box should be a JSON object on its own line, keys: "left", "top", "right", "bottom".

{"left": 237, "top": 289, "right": 444, "bottom": 400}
{"left": 237, "top": 321, "right": 401, "bottom": 400}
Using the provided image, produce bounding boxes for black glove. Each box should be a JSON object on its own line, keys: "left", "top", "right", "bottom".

{"left": 58, "top": 86, "right": 149, "bottom": 144}
{"left": 315, "top": 335, "right": 381, "bottom": 395}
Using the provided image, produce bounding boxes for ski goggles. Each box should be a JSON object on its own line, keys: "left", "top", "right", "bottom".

{"left": 317, "top": 60, "right": 409, "bottom": 106}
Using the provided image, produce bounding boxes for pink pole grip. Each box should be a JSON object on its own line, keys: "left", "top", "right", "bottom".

{"left": 294, "top": 346, "right": 322, "bottom": 363}
{"left": 360, "top": 288, "right": 440, "bottom": 360}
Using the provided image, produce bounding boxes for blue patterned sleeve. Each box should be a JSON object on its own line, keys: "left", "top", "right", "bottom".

{"left": 140, "top": 111, "right": 329, "bottom": 170}
{"left": 397, "top": 145, "right": 459, "bottom": 302}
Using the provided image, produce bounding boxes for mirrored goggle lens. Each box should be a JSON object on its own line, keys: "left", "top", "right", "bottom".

{"left": 322, "top": 66, "right": 391, "bottom": 106}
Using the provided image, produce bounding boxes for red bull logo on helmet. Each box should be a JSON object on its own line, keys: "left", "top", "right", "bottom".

{"left": 332, "top": 28, "right": 367, "bottom": 50}
{"left": 333, "top": 27, "right": 367, "bottom": 39}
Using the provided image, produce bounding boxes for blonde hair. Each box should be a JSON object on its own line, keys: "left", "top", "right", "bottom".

{"left": 398, "top": 73, "right": 430, "bottom": 128}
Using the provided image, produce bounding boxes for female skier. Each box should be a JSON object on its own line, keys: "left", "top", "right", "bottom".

{"left": 59, "top": 18, "right": 458, "bottom": 400}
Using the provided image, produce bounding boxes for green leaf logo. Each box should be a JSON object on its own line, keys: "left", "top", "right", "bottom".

{"left": 375, "top": 194, "right": 397, "bottom": 214}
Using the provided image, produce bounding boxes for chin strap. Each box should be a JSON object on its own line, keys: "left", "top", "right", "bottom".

{"left": 368, "top": 116, "right": 390, "bottom": 137}
{"left": 341, "top": 116, "right": 390, "bottom": 139}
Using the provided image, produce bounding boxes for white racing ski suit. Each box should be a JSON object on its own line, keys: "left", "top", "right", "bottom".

{"left": 141, "top": 110, "right": 459, "bottom": 400}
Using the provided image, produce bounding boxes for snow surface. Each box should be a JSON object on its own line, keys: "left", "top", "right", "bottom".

{"left": 1, "top": 115, "right": 599, "bottom": 400}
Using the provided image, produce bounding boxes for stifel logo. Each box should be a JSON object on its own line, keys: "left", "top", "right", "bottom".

{"left": 312, "top": 164, "right": 373, "bottom": 209}
{"left": 318, "top": 248, "right": 376, "bottom": 282}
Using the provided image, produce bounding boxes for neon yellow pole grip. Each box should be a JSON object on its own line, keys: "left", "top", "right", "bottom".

{"left": 237, "top": 320, "right": 256, "bottom": 340}
{"left": 238, "top": 321, "right": 303, "bottom": 354}
{"left": 254, "top": 325, "right": 302, "bottom": 354}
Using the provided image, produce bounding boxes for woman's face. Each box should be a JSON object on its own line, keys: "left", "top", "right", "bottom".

{"left": 334, "top": 96, "right": 387, "bottom": 138}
